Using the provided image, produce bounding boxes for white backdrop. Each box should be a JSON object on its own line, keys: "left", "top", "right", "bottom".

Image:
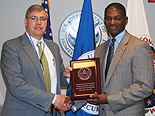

{"left": 0, "top": 0, "right": 155, "bottom": 106}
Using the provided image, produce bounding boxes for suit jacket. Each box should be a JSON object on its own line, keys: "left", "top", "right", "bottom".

{"left": 0, "top": 33, "right": 70, "bottom": 116}
{"left": 94, "top": 31, "right": 154, "bottom": 116}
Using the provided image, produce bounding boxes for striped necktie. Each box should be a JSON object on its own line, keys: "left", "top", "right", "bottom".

{"left": 37, "top": 42, "right": 51, "bottom": 92}
{"left": 105, "top": 38, "right": 116, "bottom": 81}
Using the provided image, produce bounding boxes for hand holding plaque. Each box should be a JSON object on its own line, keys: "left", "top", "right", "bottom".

{"left": 70, "top": 58, "right": 101, "bottom": 100}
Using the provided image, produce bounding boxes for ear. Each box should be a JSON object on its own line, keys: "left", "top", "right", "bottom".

{"left": 125, "top": 16, "right": 128, "bottom": 26}
{"left": 24, "top": 18, "right": 27, "bottom": 26}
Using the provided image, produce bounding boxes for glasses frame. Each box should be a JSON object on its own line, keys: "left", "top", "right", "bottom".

{"left": 28, "top": 16, "right": 47, "bottom": 22}
{"left": 104, "top": 16, "right": 124, "bottom": 22}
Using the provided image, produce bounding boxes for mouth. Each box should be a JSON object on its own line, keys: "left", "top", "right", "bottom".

{"left": 34, "top": 27, "right": 42, "bottom": 30}
{"left": 109, "top": 26, "right": 117, "bottom": 30}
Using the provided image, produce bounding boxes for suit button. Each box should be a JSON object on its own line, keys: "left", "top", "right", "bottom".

{"left": 102, "top": 108, "right": 104, "bottom": 110}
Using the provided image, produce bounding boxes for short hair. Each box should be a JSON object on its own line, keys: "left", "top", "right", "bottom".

{"left": 25, "top": 4, "right": 47, "bottom": 18}
{"left": 104, "top": 2, "right": 126, "bottom": 18}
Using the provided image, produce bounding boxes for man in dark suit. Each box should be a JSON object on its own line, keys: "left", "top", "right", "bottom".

{"left": 1, "top": 4, "right": 73, "bottom": 116}
{"left": 86, "top": 2, "right": 154, "bottom": 116}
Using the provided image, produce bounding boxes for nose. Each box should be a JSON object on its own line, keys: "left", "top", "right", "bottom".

{"left": 36, "top": 18, "right": 41, "bottom": 24}
{"left": 110, "top": 18, "right": 116, "bottom": 24}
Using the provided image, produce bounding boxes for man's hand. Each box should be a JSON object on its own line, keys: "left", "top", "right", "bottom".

{"left": 63, "top": 66, "right": 72, "bottom": 78}
{"left": 54, "top": 94, "right": 69, "bottom": 113}
{"left": 62, "top": 99, "right": 74, "bottom": 112}
{"left": 86, "top": 94, "right": 108, "bottom": 105}
{"left": 54, "top": 94, "right": 73, "bottom": 113}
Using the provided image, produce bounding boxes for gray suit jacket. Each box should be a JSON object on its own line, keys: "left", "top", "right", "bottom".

{"left": 94, "top": 31, "right": 154, "bottom": 116}
{"left": 0, "top": 33, "right": 69, "bottom": 116}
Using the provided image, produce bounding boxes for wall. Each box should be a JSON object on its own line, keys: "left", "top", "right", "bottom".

{"left": 0, "top": 0, "right": 155, "bottom": 106}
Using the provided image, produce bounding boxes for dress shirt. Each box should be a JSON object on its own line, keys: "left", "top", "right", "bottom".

{"left": 26, "top": 32, "right": 57, "bottom": 104}
{"left": 105, "top": 30, "right": 126, "bottom": 68}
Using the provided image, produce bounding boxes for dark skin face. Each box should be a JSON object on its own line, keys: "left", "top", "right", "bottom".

{"left": 86, "top": 8, "right": 128, "bottom": 105}
{"left": 104, "top": 8, "right": 128, "bottom": 38}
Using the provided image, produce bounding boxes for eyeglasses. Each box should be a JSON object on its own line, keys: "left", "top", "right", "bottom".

{"left": 104, "top": 16, "right": 124, "bottom": 21}
{"left": 28, "top": 16, "right": 47, "bottom": 22}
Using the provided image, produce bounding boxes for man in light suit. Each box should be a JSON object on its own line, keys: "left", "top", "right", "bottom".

{"left": 0, "top": 4, "right": 73, "bottom": 116}
{"left": 87, "top": 2, "right": 154, "bottom": 116}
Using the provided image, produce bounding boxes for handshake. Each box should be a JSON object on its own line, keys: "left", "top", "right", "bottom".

{"left": 52, "top": 66, "right": 74, "bottom": 113}
{"left": 53, "top": 94, "right": 74, "bottom": 113}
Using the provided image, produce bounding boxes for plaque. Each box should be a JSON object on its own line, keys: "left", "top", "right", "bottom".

{"left": 70, "top": 58, "right": 101, "bottom": 100}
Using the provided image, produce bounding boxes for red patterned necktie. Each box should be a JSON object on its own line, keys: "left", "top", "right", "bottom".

{"left": 105, "top": 38, "right": 116, "bottom": 81}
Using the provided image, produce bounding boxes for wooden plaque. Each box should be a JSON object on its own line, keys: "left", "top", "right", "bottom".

{"left": 70, "top": 58, "right": 101, "bottom": 100}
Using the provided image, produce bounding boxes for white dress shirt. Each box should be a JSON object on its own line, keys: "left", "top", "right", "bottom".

{"left": 26, "top": 32, "right": 57, "bottom": 104}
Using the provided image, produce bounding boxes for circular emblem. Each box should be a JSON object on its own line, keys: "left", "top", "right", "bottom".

{"left": 58, "top": 11, "right": 108, "bottom": 57}
{"left": 78, "top": 67, "right": 92, "bottom": 81}
{"left": 78, "top": 50, "right": 94, "bottom": 59}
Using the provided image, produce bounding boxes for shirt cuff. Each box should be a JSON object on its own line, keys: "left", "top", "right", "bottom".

{"left": 52, "top": 95, "right": 57, "bottom": 104}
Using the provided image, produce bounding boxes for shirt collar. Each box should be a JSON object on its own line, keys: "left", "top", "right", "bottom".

{"left": 110, "top": 30, "right": 126, "bottom": 43}
{"left": 26, "top": 32, "right": 44, "bottom": 44}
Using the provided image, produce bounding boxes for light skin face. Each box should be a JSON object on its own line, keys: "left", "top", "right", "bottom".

{"left": 104, "top": 8, "right": 128, "bottom": 38}
{"left": 24, "top": 8, "right": 74, "bottom": 112}
{"left": 24, "top": 10, "right": 47, "bottom": 40}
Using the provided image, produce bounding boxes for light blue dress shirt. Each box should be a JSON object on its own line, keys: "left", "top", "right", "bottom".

{"left": 105, "top": 30, "right": 126, "bottom": 68}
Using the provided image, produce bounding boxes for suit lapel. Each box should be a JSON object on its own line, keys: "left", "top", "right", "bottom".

{"left": 96, "top": 40, "right": 110, "bottom": 92}
{"left": 105, "top": 32, "right": 130, "bottom": 87}
{"left": 101, "top": 40, "right": 110, "bottom": 88}
{"left": 21, "top": 33, "right": 45, "bottom": 83}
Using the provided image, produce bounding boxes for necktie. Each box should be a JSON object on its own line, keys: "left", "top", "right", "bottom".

{"left": 37, "top": 42, "right": 51, "bottom": 92}
{"left": 105, "top": 38, "right": 116, "bottom": 80}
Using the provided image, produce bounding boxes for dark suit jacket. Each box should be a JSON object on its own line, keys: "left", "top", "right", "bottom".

{"left": 95, "top": 31, "right": 154, "bottom": 116}
{"left": 0, "top": 33, "right": 70, "bottom": 116}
